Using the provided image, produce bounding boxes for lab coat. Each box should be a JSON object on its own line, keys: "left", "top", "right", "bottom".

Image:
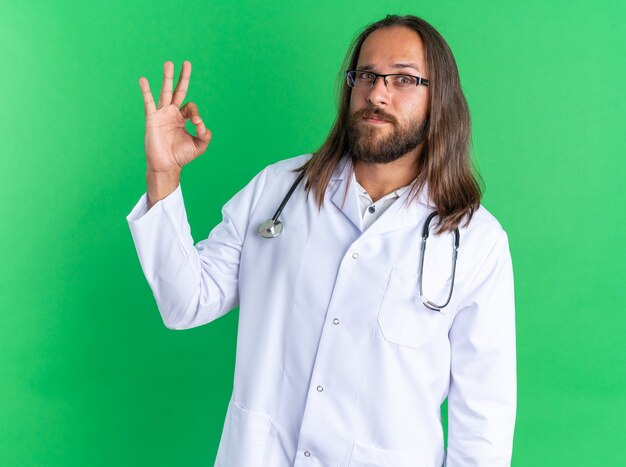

{"left": 126, "top": 153, "right": 516, "bottom": 467}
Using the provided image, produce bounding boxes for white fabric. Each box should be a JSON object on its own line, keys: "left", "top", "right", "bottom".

{"left": 355, "top": 178, "right": 413, "bottom": 231}
{"left": 126, "top": 153, "right": 516, "bottom": 467}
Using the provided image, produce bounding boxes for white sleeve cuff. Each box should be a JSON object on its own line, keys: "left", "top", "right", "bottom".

{"left": 125, "top": 184, "right": 183, "bottom": 223}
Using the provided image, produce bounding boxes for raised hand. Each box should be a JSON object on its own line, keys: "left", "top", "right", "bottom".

{"left": 138, "top": 61, "right": 212, "bottom": 206}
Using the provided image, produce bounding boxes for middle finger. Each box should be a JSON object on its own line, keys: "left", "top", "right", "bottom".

{"left": 157, "top": 61, "right": 174, "bottom": 108}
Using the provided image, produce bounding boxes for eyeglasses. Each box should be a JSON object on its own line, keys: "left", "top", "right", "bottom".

{"left": 346, "top": 70, "right": 429, "bottom": 93}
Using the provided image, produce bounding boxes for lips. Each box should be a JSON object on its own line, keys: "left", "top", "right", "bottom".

{"left": 363, "top": 114, "right": 391, "bottom": 123}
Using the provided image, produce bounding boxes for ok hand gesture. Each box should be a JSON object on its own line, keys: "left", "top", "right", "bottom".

{"left": 139, "top": 61, "right": 212, "bottom": 175}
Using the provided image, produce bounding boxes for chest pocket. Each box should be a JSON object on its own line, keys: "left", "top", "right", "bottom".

{"left": 377, "top": 267, "right": 448, "bottom": 350}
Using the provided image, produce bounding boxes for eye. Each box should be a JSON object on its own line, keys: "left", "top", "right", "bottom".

{"left": 356, "top": 71, "right": 375, "bottom": 81}
{"left": 394, "top": 75, "right": 417, "bottom": 86}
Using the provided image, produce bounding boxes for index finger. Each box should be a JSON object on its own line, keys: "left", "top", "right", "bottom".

{"left": 172, "top": 61, "right": 192, "bottom": 108}
{"left": 138, "top": 77, "right": 156, "bottom": 114}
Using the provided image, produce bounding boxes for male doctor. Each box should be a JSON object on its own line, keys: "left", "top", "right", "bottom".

{"left": 128, "top": 14, "right": 516, "bottom": 467}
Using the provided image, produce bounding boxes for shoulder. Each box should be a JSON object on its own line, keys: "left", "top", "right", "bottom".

{"left": 466, "top": 204, "right": 505, "bottom": 236}
{"left": 244, "top": 153, "right": 313, "bottom": 196}
{"left": 229, "top": 154, "right": 313, "bottom": 210}
{"left": 263, "top": 153, "right": 313, "bottom": 177}
{"left": 233, "top": 153, "right": 312, "bottom": 197}
{"left": 460, "top": 203, "right": 509, "bottom": 258}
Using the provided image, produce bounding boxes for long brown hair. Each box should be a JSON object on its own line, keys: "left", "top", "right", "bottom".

{"left": 296, "top": 14, "right": 482, "bottom": 233}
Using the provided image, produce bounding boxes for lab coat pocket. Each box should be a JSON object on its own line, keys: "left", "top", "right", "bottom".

{"left": 215, "top": 399, "right": 272, "bottom": 467}
{"left": 378, "top": 267, "right": 446, "bottom": 350}
{"left": 348, "top": 440, "right": 426, "bottom": 467}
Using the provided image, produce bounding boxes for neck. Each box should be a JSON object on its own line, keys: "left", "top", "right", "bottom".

{"left": 353, "top": 145, "right": 422, "bottom": 202}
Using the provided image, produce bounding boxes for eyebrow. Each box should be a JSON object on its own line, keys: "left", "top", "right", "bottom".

{"left": 357, "top": 62, "right": 423, "bottom": 73}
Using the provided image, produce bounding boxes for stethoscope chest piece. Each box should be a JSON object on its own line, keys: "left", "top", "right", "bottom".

{"left": 257, "top": 219, "right": 283, "bottom": 238}
{"left": 257, "top": 171, "right": 306, "bottom": 239}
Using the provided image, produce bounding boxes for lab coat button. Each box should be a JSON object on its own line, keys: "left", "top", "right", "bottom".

{"left": 304, "top": 450, "right": 311, "bottom": 457}
{"left": 317, "top": 385, "right": 324, "bottom": 392}
{"left": 352, "top": 252, "right": 359, "bottom": 259}
{"left": 368, "top": 205, "right": 376, "bottom": 213}
{"left": 332, "top": 318, "right": 340, "bottom": 325}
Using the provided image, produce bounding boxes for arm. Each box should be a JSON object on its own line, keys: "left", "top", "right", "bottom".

{"left": 446, "top": 232, "right": 517, "bottom": 466}
{"left": 126, "top": 168, "right": 268, "bottom": 330}
{"left": 128, "top": 59, "right": 247, "bottom": 329}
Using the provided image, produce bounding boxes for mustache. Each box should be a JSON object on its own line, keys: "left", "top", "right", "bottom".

{"left": 352, "top": 107, "right": 396, "bottom": 124}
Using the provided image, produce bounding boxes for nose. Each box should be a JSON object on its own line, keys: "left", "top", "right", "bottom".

{"left": 367, "top": 75, "right": 390, "bottom": 106}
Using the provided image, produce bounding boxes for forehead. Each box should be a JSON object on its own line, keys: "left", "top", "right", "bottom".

{"left": 357, "top": 26, "right": 427, "bottom": 74}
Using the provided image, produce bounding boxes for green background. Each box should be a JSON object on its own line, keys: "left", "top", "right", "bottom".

{"left": 1, "top": 0, "right": 624, "bottom": 465}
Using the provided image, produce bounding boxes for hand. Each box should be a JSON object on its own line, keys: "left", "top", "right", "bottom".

{"left": 138, "top": 61, "right": 212, "bottom": 174}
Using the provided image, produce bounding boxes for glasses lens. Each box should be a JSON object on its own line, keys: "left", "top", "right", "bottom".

{"left": 346, "top": 71, "right": 356, "bottom": 87}
{"left": 347, "top": 71, "right": 375, "bottom": 89}
{"left": 389, "top": 75, "right": 418, "bottom": 92}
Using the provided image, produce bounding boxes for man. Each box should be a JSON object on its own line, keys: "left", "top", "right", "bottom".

{"left": 128, "top": 14, "right": 516, "bottom": 467}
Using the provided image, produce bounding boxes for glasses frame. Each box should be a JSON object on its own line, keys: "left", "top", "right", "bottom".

{"left": 345, "top": 70, "right": 429, "bottom": 91}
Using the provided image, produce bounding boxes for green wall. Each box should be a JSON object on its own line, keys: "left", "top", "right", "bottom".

{"left": 1, "top": 0, "right": 624, "bottom": 465}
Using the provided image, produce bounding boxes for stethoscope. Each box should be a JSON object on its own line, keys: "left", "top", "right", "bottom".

{"left": 257, "top": 171, "right": 459, "bottom": 312}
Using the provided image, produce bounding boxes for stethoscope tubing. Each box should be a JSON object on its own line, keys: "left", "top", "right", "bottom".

{"left": 418, "top": 211, "right": 460, "bottom": 312}
{"left": 257, "top": 171, "right": 460, "bottom": 312}
{"left": 270, "top": 171, "right": 305, "bottom": 223}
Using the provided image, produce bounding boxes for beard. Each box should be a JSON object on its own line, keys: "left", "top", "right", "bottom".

{"left": 347, "top": 106, "right": 428, "bottom": 164}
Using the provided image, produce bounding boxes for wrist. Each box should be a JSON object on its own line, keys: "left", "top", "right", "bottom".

{"left": 146, "top": 169, "right": 181, "bottom": 209}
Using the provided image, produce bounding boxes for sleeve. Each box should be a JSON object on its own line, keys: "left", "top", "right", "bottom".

{"left": 125, "top": 168, "right": 268, "bottom": 330}
{"left": 445, "top": 231, "right": 517, "bottom": 466}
